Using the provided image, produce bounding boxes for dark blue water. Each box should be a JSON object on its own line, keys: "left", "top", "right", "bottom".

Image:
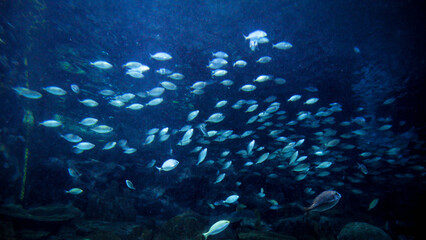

{"left": 0, "top": 0, "right": 425, "bottom": 239}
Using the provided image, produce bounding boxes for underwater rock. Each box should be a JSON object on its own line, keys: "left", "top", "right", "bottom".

{"left": 17, "top": 229, "right": 50, "bottom": 240}
{"left": 158, "top": 211, "right": 207, "bottom": 240}
{"left": 75, "top": 220, "right": 143, "bottom": 239}
{"left": 337, "top": 222, "right": 391, "bottom": 240}
{"left": 85, "top": 181, "right": 137, "bottom": 221}
{"left": 86, "top": 230, "right": 121, "bottom": 240}
{"left": 237, "top": 229, "right": 296, "bottom": 240}
{"left": 0, "top": 203, "right": 81, "bottom": 222}
{"left": 0, "top": 221, "right": 15, "bottom": 240}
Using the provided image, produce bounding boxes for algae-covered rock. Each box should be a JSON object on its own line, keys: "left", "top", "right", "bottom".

{"left": 0, "top": 203, "right": 81, "bottom": 222}
{"left": 238, "top": 230, "right": 297, "bottom": 240}
{"left": 337, "top": 222, "right": 391, "bottom": 240}
{"left": 159, "top": 212, "right": 206, "bottom": 240}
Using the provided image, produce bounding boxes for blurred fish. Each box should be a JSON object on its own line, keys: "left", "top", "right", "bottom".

{"left": 13, "top": 87, "right": 42, "bottom": 99}
{"left": 43, "top": 86, "right": 67, "bottom": 96}
{"left": 126, "top": 180, "right": 135, "bottom": 190}
{"left": 68, "top": 168, "right": 81, "bottom": 178}
{"left": 65, "top": 188, "right": 83, "bottom": 195}
{"left": 368, "top": 198, "right": 379, "bottom": 211}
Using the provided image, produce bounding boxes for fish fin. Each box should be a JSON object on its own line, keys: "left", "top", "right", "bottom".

{"left": 202, "top": 233, "right": 208, "bottom": 240}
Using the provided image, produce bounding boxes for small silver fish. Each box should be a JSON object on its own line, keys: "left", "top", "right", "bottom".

{"left": 125, "top": 180, "right": 135, "bottom": 190}
{"left": 67, "top": 168, "right": 81, "bottom": 178}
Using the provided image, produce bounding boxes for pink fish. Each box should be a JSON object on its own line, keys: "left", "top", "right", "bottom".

{"left": 305, "top": 190, "right": 341, "bottom": 212}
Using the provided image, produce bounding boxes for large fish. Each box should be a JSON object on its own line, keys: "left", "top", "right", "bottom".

{"left": 304, "top": 190, "right": 341, "bottom": 212}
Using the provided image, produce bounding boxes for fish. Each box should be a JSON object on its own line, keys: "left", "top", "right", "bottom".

{"left": 79, "top": 99, "right": 98, "bottom": 107}
{"left": 316, "top": 161, "right": 332, "bottom": 169}
{"left": 202, "top": 220, "right": 230, "bottom": 240}
{"left": 160, "top": 81, "right": 177, "bottom": 90}
{"left": 215, "top": 100, "right": 228, "bottom": 108}
{"left": 144, "top": 135, "right": 155, "bottom": 145}
{"left": 156, "top": 159, "right": 179, "bottom": 172}
{"left": 156, "top": 68, "right": 173, "bottom": 75}
{"left": 216, "top": 195, "right": 239, "bottom": 206}
{"left": 288, "top": 95, "right": 301, "bottom": 102}
{"left": 256, "top": 56, "right": 272, "bottom": 64}
{"left": 274, "top": 78, "right": 286, "bottom": 84}
{"left": 91, "top": 125, "right": 113, "bottom": 134}
{"left": 187, "top": 110, "right": 200, "bottom": 121}
{"left": 168, "top": 72, "right": 184, "bottom": 80}
{"left": 147, "top": 98, "right": 163, "bottom": 106}
{"left": 122, "top": 61, "right": 143, "bottom": 69}
{"left": 39, "top": 120, "right": 62, "bottom": 127}
{"left": 150, "top": 52, "right": 172, "bottom": 61}
{"left": 102, "top": 141, "right": 116, "bottom": 150}
{"left": 256, "top": 152, "right": 270, "bottom": 164}
{"left": 254, "top": 75, "right": 271, "bottom": 83}
{"left": 65, "top": 188, "right": 83, "bottom": 195}
{"left": 109, "top": 100, "right": 125, "bottom": 107}
{"left": 233, "top": 60, "right": 247, "bottom": 68}
{"left": 126, "top": 103, "right": 144, "bottom": 110}
{"left": 257, "top": 188, "right": 265, "bottom": 198}
{"left": 214, "top": 173, "right": 226, "bottom": 184}
{"left": 220, "top": 80, "right": 234, "bottom": 86}
{"left": 206, "top": 113, "right": 225, "bottom": 123}
{"left": 368, "top": 198, "right": 379, "bottom": 211}
{"left": 212, "top": 51, "right": 228, "bottom": 58}
{"left": 79, "top": 117, "right": 98, "bottom": 126}
{"left": 67, "top": 168, "right": 81, "bottom": 178}
{"left": 13, "top": 87, "right": 42, "bottom": 99}
{"left": 197, "top": 148, "right": 208, "bottom": 165}
{"left": 240, "top": 84, "right": 256, "bottom": 92}
{"left": 70, "top": 84, "right": 80, "bottom": 94}
{"left": 73, "top": 142, "right": 95, "bottom": 150}
{"left": 244, "top": 30, "right": 267, "bottom": 40}
{"left": 90, "top": 61, "right": 112, "bottom": 69}
{"left": 146, "top": 87, "right": 166, "bottom": 97}
{"left": 272, "top": 41, "right": 293, "bottom": 50}
{"left": 212, "top": 69, "right": 227, "bottom": 77}
{"left": 126, "top": 69, "right": 144, "bottom": 78}
{"left": 99, "top": 89, "right": 115, "bottom": 96}
{"left": 60, "top": 133, "right": 82, "bottom": 143}
{"left": 304, "top": 98, "right": 319, "bottom": 105}
{"left": 125, "top": 180, "right": 135, "bottom": 190}
{"left": 43, "top": 86, "right": 67, "bottom": 96}
{"left": 304, "top": 190, "right": 341, "bottom": 212}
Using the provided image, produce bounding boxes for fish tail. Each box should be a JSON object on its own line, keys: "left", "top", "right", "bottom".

{"left": 202, "top": 233, "right": 208, "bottom": 240}
{"left": 243, "top": 34, "right": 248, "bottom": 40}
{"left": 155, "top": 167, "right": 162, "bottom": 172}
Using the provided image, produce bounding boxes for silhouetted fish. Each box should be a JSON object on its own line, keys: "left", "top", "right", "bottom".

{"left": 305, "top": 190, "right": 341, "bottom": 212}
